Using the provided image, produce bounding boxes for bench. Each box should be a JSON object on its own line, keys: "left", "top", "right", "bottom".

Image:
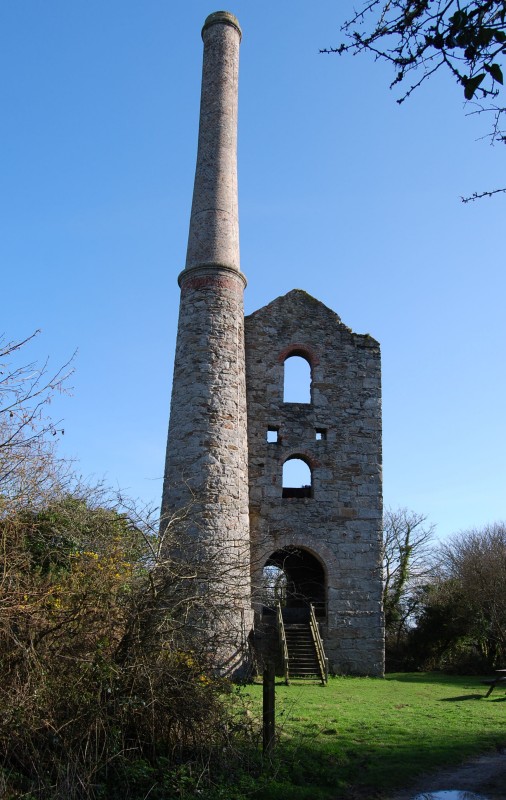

{"left": 482, "top": 673, "right": 506, "bottom": 697}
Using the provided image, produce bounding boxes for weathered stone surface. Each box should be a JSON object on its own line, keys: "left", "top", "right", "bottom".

{"left": 245, "top": 290, "right": 384, "bottom": 676}
{"left": 184, "top": 12, "right": 242, "bottom": 274}
{"left": 161, "top": 13, "right": 384, "bottom": 679}
{"left": 161, "top": 13, "right": 252, "bottom": 677}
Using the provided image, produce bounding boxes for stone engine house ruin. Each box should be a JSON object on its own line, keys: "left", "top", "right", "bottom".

{"left": 161, "top": 11, "right": 384, "bottom": 678}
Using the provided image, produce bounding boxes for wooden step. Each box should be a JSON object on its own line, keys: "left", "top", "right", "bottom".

{"left": 284, "top": 621, "right": 321, "bottom": 680}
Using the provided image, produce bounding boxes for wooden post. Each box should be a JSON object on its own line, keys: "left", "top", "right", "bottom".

{"left": 263, "top": 662, "right": 275, "bottom": 754}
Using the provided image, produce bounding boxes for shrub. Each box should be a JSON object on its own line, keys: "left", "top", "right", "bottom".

{"left": 0, "top": 495, "right": 243, "bottom": 799}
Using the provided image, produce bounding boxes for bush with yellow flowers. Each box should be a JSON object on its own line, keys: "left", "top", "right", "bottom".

{"left": 0, "top": 494, "right": 246, "bottom": 800}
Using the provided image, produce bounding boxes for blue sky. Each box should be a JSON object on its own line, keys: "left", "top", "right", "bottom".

{"left": 1, "top": 1, "right": 504, "bottom": 540}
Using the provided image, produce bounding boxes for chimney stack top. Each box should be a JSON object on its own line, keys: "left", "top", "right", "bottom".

{"left": 202, "top": 11, "right": 242, "bottom": 40}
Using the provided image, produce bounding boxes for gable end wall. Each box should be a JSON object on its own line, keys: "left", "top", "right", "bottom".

{"left": 244, "top": 290, "right": 385, "bottom": 676}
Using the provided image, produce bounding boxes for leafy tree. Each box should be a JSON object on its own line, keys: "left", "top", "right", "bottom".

{"left": 323, "top": 0, "right": 506, "bottom": 200}
{"left": 0, "top": 333, "right": 255, "bottom": 799}
{"left": 407, "top": 521, "right": 506, "bottom": 671}
{"left": 440, "top": 522, "right": 506, "bottom": 664}
{"left": 0, "top": 492, "right": 240, "bottom": 800}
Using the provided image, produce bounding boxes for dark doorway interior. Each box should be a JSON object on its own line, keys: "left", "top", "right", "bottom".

{"left": 261, "top": 546, "right": 326, "bottom": 619}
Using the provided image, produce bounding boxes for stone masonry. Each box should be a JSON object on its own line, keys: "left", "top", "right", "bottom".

{"left": 161, "top": 12, "right": 384, "bottom": 677}
{"left": 161, "top": 12, "right": 253, "bottom": 677}
{"left": 245, "top": 290, "right": 384, "bottom": 676}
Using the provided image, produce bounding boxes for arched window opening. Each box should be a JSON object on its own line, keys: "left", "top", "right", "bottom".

{"left": 282, "top": 457, "right": 312, "bottom": 498}
{"left": 261, "top": 547, "right": 326, "bottom": 619}
{"left": 283, "top": 354, "right": 311, "bottom": 403}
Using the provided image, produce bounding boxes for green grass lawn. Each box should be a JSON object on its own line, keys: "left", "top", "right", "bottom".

{"left": 235, "top": 673, "right": 506, "bottom": 799}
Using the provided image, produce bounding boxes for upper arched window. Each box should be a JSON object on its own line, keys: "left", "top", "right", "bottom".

{"left": 283, "top": 354, "right": 311, "bottom": 403}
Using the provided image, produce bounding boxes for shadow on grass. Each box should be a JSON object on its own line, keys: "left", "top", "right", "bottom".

{"left": 252, "top": 729, "right": 506, "bottom": 800}
{"left": 439, "top": 695, "right": 484, "bottom": 702}
{"left": 439, "top": 693, "right": 506, "bottom": 702}
{"left": 252, "top": 736, "right": 506, "bottom": 800}
{"left": 242, "top": 675, "right": 506, "bottom": 799}
{"left": 252, "top": 720, "right": 506, "bottom": 800}
{"left": 386, "top": 673, "right": 474, "bottom": 685}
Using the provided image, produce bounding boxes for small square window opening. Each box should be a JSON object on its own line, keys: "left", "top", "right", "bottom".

{"left": 315, "top": 428, "right": 327, "bottom": 441}
{"left": 267, "top": 428, "right": 279, "bottom": 443}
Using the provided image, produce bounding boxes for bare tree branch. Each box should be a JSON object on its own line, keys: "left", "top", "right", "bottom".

{"left": 323, "top": 0, "right": 506, "bottom": 197}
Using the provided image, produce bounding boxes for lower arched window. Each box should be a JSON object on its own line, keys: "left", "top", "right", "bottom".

{"left": 282, "top": 456, "right": 312, "bottom": 498}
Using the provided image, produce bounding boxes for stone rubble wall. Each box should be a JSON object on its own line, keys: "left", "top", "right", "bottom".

{"left": 245, "top": 289, "right": 384, "bottom": 676}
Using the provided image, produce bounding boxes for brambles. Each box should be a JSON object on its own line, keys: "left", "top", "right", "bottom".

{"left": 0, "top": 493, "right": 249, "bottom": 799}
{"left": 0, "top": 334, "right": 254, "bottom": 799}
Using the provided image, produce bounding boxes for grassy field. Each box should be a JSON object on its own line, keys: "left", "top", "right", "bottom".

{"left": 235, "top": 673, "right": 506, "bottom": 799}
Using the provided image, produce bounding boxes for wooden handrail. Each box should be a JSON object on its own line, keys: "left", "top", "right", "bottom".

{"left": 309, "top": 603, "right": 328, "bottom": 685}
{"left": 276, "top": 602, "right": 290, "bottom": 685}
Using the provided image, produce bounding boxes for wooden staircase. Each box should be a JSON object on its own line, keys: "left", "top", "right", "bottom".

{"left": 285, "top": 623, "right": 321, "bottom": 678}
{"left": 277, "top": 603, "right": 328, "bottom": 684}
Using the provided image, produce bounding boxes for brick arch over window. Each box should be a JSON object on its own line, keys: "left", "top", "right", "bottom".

{"left": 278, "top": 343, "right": 320, "bottom": 366}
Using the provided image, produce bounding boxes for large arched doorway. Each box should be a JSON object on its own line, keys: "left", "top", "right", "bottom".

{"left": 260, "top": 546, "right": 326, "bottom": 621}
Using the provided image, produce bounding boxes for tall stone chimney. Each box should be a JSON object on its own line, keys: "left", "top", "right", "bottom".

{"left": 161, "top": 12, "right": 252, "bottom": 676}
{"left": 185, "top": 11, "right": 241, "bottom": 274}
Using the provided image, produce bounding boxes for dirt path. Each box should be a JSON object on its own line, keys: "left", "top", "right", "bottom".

{"left": 388, "top": 750, "right": 506, "bottom": 800}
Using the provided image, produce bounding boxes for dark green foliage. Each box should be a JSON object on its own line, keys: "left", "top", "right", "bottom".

{"left": 0, "top": 335, "right": 258, "bottom": 799}
{"left": 388, "top": 522, "right": 506, "bottom": 672}
{"left": 0, "top": 496, "right": 249, "bottom": 800}
{"left": 417, "top": 523, "right": 506, "bottom": 671}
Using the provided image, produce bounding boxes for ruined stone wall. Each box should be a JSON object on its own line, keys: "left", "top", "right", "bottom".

{"left": 245, "top": 289, "right": 384, "bottom": 676}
